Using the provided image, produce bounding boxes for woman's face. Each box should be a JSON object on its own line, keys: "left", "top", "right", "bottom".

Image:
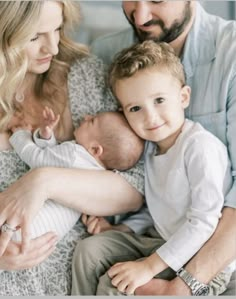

{"left": 25, "top": 1, "right": 63, "bottom": 75}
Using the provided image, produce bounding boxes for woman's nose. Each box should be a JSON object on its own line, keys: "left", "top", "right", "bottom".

{"left": 42, "top": 35, "right": 59, "bottom": 56}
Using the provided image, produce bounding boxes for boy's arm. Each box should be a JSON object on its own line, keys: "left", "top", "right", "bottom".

{"left": 156, "top": 138, "right": 230, "bottom": 272}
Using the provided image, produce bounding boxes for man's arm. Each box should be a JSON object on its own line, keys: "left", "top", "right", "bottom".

{"left": 185, "top": 207, "right": 236, "bottom": 283}
{"left": 135, "top": 206, "right": 236, "bottom": 296}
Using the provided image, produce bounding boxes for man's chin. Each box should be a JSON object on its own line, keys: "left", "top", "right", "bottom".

{"left": 135, "top": 28, "right": 163, "bottom": 43}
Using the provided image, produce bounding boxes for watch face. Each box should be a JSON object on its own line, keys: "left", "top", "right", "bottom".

{"left": 194, "top": 285, "right": 210, "bottom": 296}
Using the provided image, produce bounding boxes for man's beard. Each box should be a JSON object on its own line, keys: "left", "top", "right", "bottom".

{"left": 123, "top": 2, "right": 192, "bottom": 43}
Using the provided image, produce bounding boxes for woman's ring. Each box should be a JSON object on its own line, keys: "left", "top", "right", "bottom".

{"left": 1, "top": 223, "right": 17, "bottom": 233}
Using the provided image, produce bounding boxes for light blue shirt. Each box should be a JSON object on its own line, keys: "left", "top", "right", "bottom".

{"left": 91, "top": 3, "right": 236, "bottom": 209}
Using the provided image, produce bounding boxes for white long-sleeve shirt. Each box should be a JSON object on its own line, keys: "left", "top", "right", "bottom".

{"left": 9, "top": 129, "right": 104, "bottom": 241}
{"left": 145, "top": 119, "right": 233, "bottom": 271}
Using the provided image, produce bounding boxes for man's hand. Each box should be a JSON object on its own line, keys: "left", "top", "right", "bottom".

{"left": 135, "top": 277, "right": 191, "bottom": 296}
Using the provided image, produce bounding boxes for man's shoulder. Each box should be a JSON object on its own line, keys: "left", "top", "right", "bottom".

{"left": 91, "top": 28, "right": 135, "bottom": 65}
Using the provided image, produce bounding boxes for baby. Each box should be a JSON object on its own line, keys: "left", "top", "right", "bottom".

{"left": 9, "top": 108, "right": 144, "bottom": 241}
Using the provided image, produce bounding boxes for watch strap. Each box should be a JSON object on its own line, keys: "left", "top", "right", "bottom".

{"left": 176, "top": 267, "right": 209, "bottom": 295}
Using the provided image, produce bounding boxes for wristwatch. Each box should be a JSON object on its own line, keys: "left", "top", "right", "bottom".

{"left": 176, "top": 267, "right": 210, "bottom": 296}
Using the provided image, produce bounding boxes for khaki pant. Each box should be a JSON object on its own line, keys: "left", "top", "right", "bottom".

{"left": 71, "top": 228, "right": 231, "bottom": 296}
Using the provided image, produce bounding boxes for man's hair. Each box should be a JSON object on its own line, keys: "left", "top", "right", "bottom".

{"left": 98, "top": 112, "right": 144, "bottom": 171}
{"left": 109, "top": 41, "right": 186, "bottom": 94}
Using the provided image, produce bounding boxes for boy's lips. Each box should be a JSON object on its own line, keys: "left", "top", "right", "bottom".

{"left": 147, "top": 123, "right": 165, "bottom": 131}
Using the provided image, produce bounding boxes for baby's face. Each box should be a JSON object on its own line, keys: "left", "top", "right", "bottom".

{"left": 74, "top": 115, "right": 99, "bottom": 148}
{"left": 115, "top": 68, "right": 190, "bottom": 151}
{"left": 74, "top": 113, "right": 112, "bottom": 149}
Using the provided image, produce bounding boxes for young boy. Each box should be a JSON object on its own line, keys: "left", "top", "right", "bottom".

{"left": 8, "top": 108, "right": 144, "bottom": 241}
{"left": 74, "top": 41, "right": 234, "bottom": 296}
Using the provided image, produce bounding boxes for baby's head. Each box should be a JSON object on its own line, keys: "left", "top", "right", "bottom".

{"left": 108, "top": 41, "right": 191, "bottom": 149}
{"left": 74, "top": 111, "right": 144, "bottom": 171}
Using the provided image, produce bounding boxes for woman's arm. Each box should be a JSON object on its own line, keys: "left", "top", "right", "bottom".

{"left": 0, "top": 167, "right": 143, "bottom": 255}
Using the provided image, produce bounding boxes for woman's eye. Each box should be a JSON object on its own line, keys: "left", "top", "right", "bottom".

{"left": 155, "top": 97, "right": 165, "bottom": 104}
{"left": 130, "top": 106, "right": 141, "bottom": 112}
{"left": 151, "top": 1, "right": 164, "bottom": 4}
{"left": 30, "top": 35, "right": 39, "bottom": 42}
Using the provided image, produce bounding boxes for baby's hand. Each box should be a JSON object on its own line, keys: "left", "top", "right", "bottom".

{"left": 39, "top": 106, "right": 60, "bottom": 140}
{"left": 81, "top": 214, "right": 113, "bottom": 235}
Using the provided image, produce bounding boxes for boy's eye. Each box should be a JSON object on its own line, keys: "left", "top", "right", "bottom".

{"left": 155, "top": 97, "right": 165, "bottom": 104}
{"left": 130, "top": 106, "right": 141, "bottom": 112}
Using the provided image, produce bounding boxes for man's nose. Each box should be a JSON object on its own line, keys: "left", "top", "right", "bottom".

{"left": 134, "top": 1, "right": 153, "bottom": 26}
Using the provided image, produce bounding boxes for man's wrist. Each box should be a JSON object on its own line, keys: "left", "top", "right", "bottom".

{"left": 173, "top": 276, "right": 192, "bottom": 295}
{"left": 176, "top": 267, "right": 210, "bottom": 296}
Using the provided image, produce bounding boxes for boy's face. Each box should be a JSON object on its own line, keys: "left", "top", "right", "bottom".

{"left": 116, "top": 68, "right": 190, "bottom": 152}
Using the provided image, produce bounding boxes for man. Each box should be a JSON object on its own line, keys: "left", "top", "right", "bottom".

{"left": 88, "top": 1, "right": 236, "bottom": 295}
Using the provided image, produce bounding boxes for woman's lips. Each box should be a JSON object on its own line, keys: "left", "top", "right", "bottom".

{"left": 37, "top": 56, "right": 52, "bottom": 64}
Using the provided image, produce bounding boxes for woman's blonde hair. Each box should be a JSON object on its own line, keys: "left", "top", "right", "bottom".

{"left": 0, "top": 0, "right": 88, "bottom": 130}
{"left": 109, "top": 41, "right": 186, "bottom": 95}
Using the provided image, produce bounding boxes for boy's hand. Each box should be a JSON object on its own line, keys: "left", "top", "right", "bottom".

{"left": 39, "top": 106, "right": 60, "bottom": 140}
{"left": 108, "top": 259, "right": 154, "bottom": 295}
{"left": 81, "top": 214, "right": 113, "bottom": 235}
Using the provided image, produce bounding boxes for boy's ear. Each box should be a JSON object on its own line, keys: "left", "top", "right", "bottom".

{"left": 181, "top": 85, "right": 191, "bottom": 109}
{"left": 88, "top": 143, "right": 103, "bottom": 158}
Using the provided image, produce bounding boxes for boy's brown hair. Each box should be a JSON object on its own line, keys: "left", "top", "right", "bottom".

{"left": 109, "top": 41, "right": 186, "bottom": 95}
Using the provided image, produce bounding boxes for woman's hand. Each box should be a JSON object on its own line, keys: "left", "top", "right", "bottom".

{"left": 0, "top": 232, "right": 58, "bottom": 270}
{"left": 0, "top": 169, "right": 48, "bottom": 256}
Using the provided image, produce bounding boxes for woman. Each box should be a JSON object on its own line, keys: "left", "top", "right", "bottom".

{"left": 0, "top": 1, "right": 143, "bottom": 295}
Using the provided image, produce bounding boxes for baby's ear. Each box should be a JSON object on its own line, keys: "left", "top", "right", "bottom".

{"left": 181, "top": 85, "right": 191, "bottom": 108}
{"left": 88, "top": 143, "right": 103, "bottom": 158}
